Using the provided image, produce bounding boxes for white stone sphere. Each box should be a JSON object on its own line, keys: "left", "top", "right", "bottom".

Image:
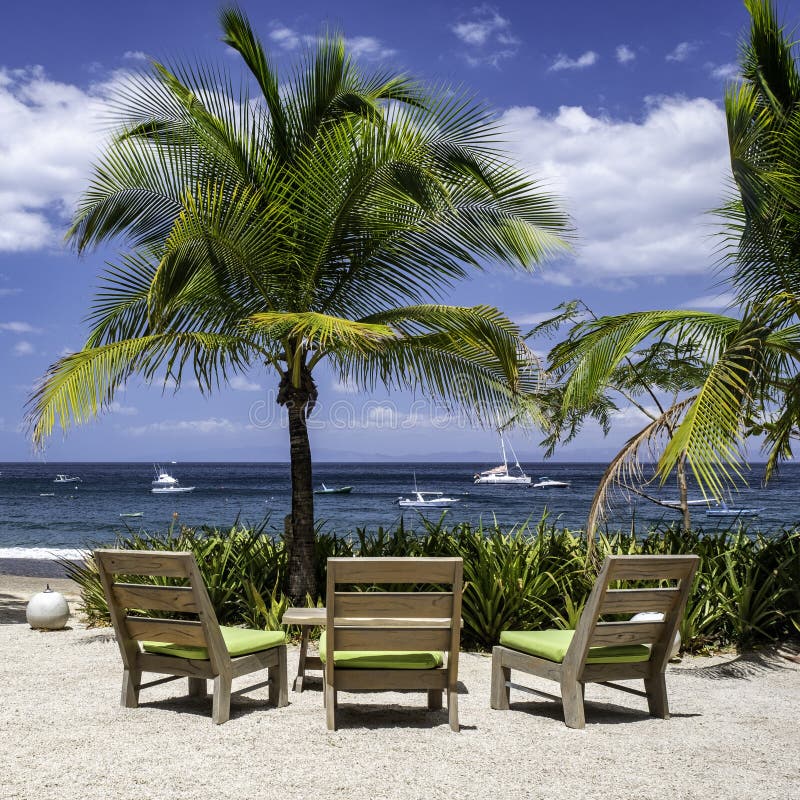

{"left": 630, "top": 611, "right": 681, "bottom": 659}
{"left": 26, "top": 585, "right": 70, "bottom": 630}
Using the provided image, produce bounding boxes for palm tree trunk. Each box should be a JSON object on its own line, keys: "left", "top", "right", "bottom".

{"left": 286, "top": 399, "right": 316, "bottom": 602}
{"left": 677, "top": 452, "right": 690, "bottom": 533}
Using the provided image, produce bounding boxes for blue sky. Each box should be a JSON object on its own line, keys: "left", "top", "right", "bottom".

{"left": 0, "top": 0, "right": 796, "bottom": 462}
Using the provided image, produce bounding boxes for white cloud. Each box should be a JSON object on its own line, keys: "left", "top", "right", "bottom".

{"left": 666, "top": 41, "right": 698, "bottom": 62}
{"left": 500, "top": 95, "right": 730, "bottom": 282}
{"left": 12, "top": 340, "right": 34, "bottom": 356}
{"left": 347, "top": 36, "right": 396, "bottom": 60}
{"left": 452, "top": 8, "right": 510, "bottom": 46}
{"left": 267, "top": 24, "right": 394, "bottom": 60}
{"left": 616, "top": 45, "right": 636, "bottom": 64}
{"left": 108, "top": 401, "right": 138, "bottom": 416}
{"left": 512, "top": 311, "right": 558, "bottom": 326}
{"left": 0, "top": 288, "right": 21, "bottom": 297}
{"left": 681, "top": 292, "right": 735, "bottom": 310}
{"left": 122, "top": 51, "right": 148, "bottom": 62}
{"left": 0, "top": 66, "right": 110, "bottom": 252}
{"left": 549, "top": 51, "right": 598, "bottom": 72}
{"left": 268, "top": 25, "right": 304, "bottom": 50}
{"left": 451, "top": 6, "right": 519, "bottom": 67}
{"left": 229, "top": 375, "right": 262, "bottom": 392}
{"left": 709, "top": 62, "right": 739, "bottom": 80}
{"left": 332, "top": 378, "right": 359, "bottom": 394}
{"left": 0, "top": 321, "right": 40, "bottom": 333}
{"left": 126, "top": 417, "right": 247, "bottom": 436}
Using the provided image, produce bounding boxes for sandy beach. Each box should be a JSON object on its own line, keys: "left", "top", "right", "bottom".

{"left": 1, "top": 573, "right": 798, "bottom": 800}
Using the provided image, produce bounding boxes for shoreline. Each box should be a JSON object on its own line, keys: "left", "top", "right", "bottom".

{"left": 0, "top": 556, "right": 83, "bottom": 579}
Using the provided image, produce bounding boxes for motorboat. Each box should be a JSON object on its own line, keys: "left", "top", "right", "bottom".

{"left": 151, "top": 465, "right": 195, "bottom": 494}
{"left": 152, "top": 467, "right": 179, "bottom": 488}
{"left": 398, "top": 472, "right": 460, "bottom": 508}
{"left": 474, "top": 432, "right": 531, "bottom": 485}
{"left": 705, "top": 501, "right": 762, "bottom": 517}
{"left": 397, "top": 491, "right": 460, "bottom": 509}
{"left": 119, "top": 512, "right": 144, "bottom": 518}
{"left": 314, "top": 483, "right": 353, "bottom": 495}
{"left": 532, "top": 476, "right": 571, "bottom": 489}
{"left": 54, "top": 474, "right": 81, "bottom": 483}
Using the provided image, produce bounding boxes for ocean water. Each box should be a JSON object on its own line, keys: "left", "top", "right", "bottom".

{"left": 0, "top": 461, "right": 797, "bottom": 558}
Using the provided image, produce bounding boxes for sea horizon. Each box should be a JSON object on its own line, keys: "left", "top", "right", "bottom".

{"left": 1, "top": 461, "right": 797, "bottom": 564}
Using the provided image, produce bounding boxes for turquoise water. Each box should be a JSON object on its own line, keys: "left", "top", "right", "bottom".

{"left": 0, "top": 461, "right": 796, "bottom": 557}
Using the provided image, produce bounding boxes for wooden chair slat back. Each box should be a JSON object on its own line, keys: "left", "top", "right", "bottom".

{"left": 590, "top": 620, "right": 664, "bottom": 647}
{"left": 565, "top": 554, "right": 699, "bottom": 675}
{"left": 328, "top": 557, "right": 460, "bottom": 585}
{"left": 96, "top": 550, "right": 193, "bottom": 578}
{"left": 94, "top": 549, "right": 228, "bottom": 670}
{"left": 333, "top": 592, "right": 454, "bottom": 619}
{"left": 605, "top": 555, "right": 700, "bottom": 582}
{"left": 112, "top": 584, "right": 200, "bottom": 614}
{"left": 326, "top": 557, "right": 463, "bottom": 654}
{"left": 124, "top": 617, "right": 207, "bottom": 646}
{"left": 598, "top": 587, "right": 679, "bottom": 615}
{"left": 334, "top": 627, "right": 452, "bottom": 652}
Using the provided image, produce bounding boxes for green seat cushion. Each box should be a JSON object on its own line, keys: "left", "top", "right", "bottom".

{"left": 143, "top": 626, "right": 286, "bottom": 661}
{"left": 499, "top": 629, "right": 651, "bottom": 664}
{"left": 318, "top": 631, "right": 443, "bottom": 669}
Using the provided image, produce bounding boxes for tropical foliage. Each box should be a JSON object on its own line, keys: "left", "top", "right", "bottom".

{"left": 65, "top": 516, "right": 800, "bottom": 651}
{"left": 27, "top": 7, "right": 570, "bottom": 600}
{"left": 536, "top": 0, "right": 800, "bottom": 538}
{"left": 529, "top": 300, "right": 712, "bottom": 535}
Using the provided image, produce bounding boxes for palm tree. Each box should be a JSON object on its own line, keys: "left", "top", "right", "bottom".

{"left": 26, "top": 7, "right": 570, "bottom": 599}
{"left": 541, "top": 0, "right": 800, "bottom": 542}
{"left": 530, "top": 301, "right": 711, "bottom": 535}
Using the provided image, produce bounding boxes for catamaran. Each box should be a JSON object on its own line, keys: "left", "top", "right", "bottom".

{"left": 474, "top": 433, "right": 530, "bottom": 485}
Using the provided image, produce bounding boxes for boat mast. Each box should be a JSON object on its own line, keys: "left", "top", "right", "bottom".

{"left": 499, "top": 432, "right": 508, "bottom": 472}
{"left": 506, "top": 437, "right": 524, "bottom": 474}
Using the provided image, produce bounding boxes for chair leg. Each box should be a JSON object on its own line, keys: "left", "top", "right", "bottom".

{"left": 560, "top": 677, "right": 585, "bottom": 729}
{"left": 121, "top": 668, "right": 140, "bottom": 709}
{"left": 325, "top": 682, "right": 337, "bottom": 730}
{"left": 447, "top": 687, "right": 459, "bottom": 732}
{"left": 212, "top": 674, "right": 232, "bottom": 725}
{"left": 269, "top": 645, "right": 289, "bottom": 708}
{"left": 188, "top": 677, "right": 207, "bottom": 697}
{"left": 427, "top": 689, "right": 443, "bottom": 710}
{"left": 490, "top": 648, "right": 510, "bottom": 710}
{"left": 644, "top": 674, "right": 670, "bottom": 719}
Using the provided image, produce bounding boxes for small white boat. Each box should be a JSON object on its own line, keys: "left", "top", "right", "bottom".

{"left": 39, "top": 492, "right": 55, "bottom": 497}
{"left": 151, "top": 465, "right": 194, "bottom": 494}
{"left": 398, "top": 491, "right": 460, "bottom": 509}
{"left": 119, "top": 512, "right": 144, "bottom": 518}
{"left": 54, "top": 474, "right": 81, "bottom": 483}
{"left": 314, "top": 483, "right": 353, "bottom": 495}
{"left": 661, "top": 498, "right": 716, "bottom": 508}
{"left": 705, "top": 502, "right": 762, "bottom": 517}
{"left": 474, "top": 432, "right": 531, "bottom": 485}
{"left": 532, "top": 476, "right": 571, "bottom": 489}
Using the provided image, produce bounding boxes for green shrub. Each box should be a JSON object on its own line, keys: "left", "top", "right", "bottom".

{"left": 64, "top": 516, "right": 800, "bottom": 653}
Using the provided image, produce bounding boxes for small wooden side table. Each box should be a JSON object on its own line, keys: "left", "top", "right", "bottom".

{"left": 281, "top": 606, "right": 326, "bottom": 692}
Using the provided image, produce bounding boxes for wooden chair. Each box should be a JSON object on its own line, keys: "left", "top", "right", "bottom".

{"left": 490, "top": 554, "right": 699, "bottom": 728}
{"left": 95, "top": 549, "right": 288, "bottom": 724}
{"left": 323, "top": 557, "right": 463, "bottom": 731}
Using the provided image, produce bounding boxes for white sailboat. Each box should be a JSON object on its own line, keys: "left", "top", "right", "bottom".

{"left": 473, "top": 433, "right": 530, "bottom": 485}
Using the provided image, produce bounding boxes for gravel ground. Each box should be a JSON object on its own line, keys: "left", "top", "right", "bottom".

{"left": 1, "top": 583, "right": 798, "bottom": 800}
